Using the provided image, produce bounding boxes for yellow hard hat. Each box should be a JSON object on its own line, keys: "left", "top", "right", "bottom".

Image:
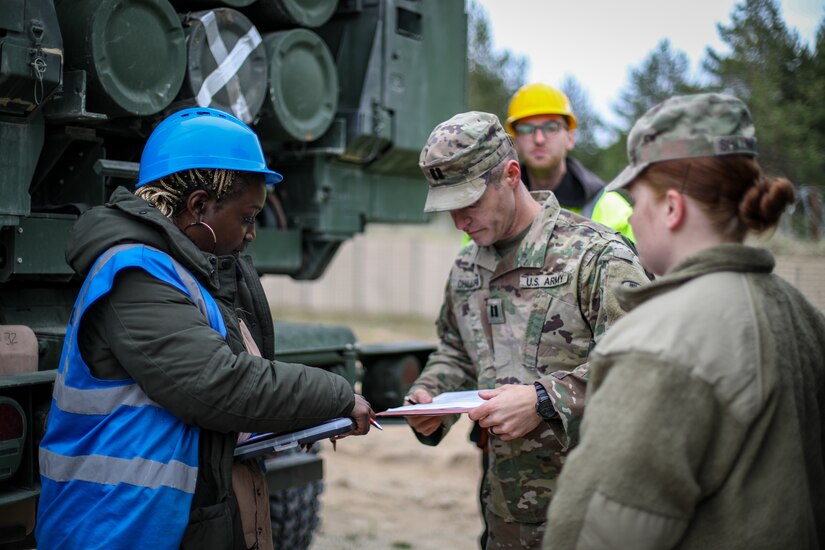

{"left": 506, "top": 83, "right": 578, "bottom": 134}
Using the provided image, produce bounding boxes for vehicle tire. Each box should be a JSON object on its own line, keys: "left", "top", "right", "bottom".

{"left": 269, "top": 478, "right": 323, "bottom": 549}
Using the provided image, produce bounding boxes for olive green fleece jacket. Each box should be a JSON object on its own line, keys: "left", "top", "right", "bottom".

{"left": 544, "top": 244, "right": 825, "bottom": 550}
{"left": 67, "top": 187, "right": 355, "bottom": 549}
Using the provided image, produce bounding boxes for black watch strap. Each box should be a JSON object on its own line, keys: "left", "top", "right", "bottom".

{"left": 534, "top": 382, "right": 558, "bottom": 421}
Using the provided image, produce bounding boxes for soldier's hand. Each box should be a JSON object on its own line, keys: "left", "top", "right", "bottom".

{"left": 468, "top": 384, "right": 541, "bottom": 441}
{"left": 405, "top": 389, "right": 443, "bottom": 436}
{"left": 348, "top": 393, "right": 374, "bottom": 436}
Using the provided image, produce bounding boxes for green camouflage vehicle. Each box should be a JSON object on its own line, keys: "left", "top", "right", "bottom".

{"left": 0, "top": 0, "right": 466, "bottom": 547}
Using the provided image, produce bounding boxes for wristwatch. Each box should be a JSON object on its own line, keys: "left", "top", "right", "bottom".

{"left": 534, "top": 382, "right": 558, "bottom": 422}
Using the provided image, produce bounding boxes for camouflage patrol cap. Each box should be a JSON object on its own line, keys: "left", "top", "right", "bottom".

{"left": 419, "top": 111, "right": 513, "bottom": 212}
{"left": 606, "top": 93, "right": 758, "bottom": 192}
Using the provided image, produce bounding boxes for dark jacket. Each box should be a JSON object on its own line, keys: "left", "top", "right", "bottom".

{"left": 68, "top": 187, "right": 355, "bottom": 549}
{"left": 522, "top": 157, "right": 605, "bottom": 210}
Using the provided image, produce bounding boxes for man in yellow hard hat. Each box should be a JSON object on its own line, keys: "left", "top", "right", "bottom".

{"left": 506, "top": 82, "right": 634, "bottom": 241}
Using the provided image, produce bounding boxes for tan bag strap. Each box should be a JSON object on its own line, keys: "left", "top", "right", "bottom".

{"left": 233, "top": 318, "right": 274, "bottom": 550}
{"left": 238, "top": 318, "right": 262, "bottom": 357}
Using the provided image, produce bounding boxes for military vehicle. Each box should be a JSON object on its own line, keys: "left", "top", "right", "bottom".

{"left": 0, "top": 0, "right": 466, "bottom": 547}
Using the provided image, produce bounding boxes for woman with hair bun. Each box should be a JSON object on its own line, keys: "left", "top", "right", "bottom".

{"left": 543, "top": 93, "right": 825, "bottom": 550}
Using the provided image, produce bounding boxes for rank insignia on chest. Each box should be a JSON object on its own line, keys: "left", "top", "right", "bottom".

{"left": 487, "top": 298, "right": 505, "bottom": 324}
{"left": 520, "top": 272, "right": 569, "bottom": 289}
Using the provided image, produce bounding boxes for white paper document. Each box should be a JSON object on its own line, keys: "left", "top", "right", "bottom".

{"left": 376, "top": 390, "right": 485, "bottom": 417}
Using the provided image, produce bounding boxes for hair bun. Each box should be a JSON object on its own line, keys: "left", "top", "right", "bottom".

{"left": 739, "top": 176, "right": 795, "bottom": 232}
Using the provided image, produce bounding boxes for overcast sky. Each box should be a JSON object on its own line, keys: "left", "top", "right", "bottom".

{"left": 474, "top": 0, "right": 824, "bottom": 126}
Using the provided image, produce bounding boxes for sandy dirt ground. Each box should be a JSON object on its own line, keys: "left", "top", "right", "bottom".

{"left": 309, "top": 415, "right": 484, "bottom": 550}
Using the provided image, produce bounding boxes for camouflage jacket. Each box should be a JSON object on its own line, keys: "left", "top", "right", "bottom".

{"left": 409, "top": 191, "right": 649, "bottom": 524}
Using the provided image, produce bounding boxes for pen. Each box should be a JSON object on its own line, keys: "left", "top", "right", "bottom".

{"left": 370, "top": 418, "right": 384, "bottom": 431}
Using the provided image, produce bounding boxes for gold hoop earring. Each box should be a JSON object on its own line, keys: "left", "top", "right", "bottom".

{"left": 183, "top": 220, "right": 217, "bottom": 254}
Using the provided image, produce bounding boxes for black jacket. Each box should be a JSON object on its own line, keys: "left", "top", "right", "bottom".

{"left": 68, "top": 187, "right": 354, "bottom": 548}
{"left": 522, "top": 157, "right": 605, "bottom": 210}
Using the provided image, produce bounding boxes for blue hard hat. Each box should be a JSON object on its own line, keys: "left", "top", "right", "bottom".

{"left": 136, "top": 107, "right": 283, "bottom": 188}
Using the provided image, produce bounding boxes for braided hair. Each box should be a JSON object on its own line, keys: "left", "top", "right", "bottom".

{"left": 135, "top": 168, "right": 243, "bottom": 218}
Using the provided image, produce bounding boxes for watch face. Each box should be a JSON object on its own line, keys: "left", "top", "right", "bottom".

{"left": 535, "top": 384, "right": 557, "bottom": 420}
{"left": 538, "top": 401, "right": 555, "bottom": 418}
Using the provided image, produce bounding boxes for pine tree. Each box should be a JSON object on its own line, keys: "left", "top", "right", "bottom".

{"left": 703, "top": 0, "right": 822, "bottom": 186}
{"left": 613, "top": 39, "right": 701, "bottom": 130}
{"left": 560, "top": 75, "right": 607, "bottom": 156}
{"left": 466, "top": 0, "right": 528, "bottom": 123}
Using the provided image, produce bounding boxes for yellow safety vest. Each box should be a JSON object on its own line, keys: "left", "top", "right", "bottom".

{"left": 573, "top": 190, "right": 635, "bottom": 243}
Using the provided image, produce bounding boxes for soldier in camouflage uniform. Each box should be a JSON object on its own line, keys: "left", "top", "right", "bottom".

{"left": 543, "top": 94, "right": 825, "bottom": 550}
{"left": 406, "top": 111, "right": 650, "bottom": 549}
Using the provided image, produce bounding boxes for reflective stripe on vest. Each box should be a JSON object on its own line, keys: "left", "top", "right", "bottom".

{"left": 39, "top": 448, "right": 198, "bottom": 493}
{"left": 37, "top": 244, "right": 226, "bottom": 549}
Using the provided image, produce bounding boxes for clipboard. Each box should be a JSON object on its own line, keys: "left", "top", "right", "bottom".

{"left": 234, "top": 417, "right": 355, "bottom": 461}
{"left": 376, "top": 390, "right": 485, "bottom": 417}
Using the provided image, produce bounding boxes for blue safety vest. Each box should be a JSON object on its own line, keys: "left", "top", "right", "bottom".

{"left": 37, "top": 244, "right": 227, "bottom": 549}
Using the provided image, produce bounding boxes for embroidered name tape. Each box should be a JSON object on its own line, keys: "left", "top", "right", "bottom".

{"left": 520, "top": 272, "right": 569, "bottom": 288}
{"left": 455, "top": 274, "right": 481, "bottom": 291}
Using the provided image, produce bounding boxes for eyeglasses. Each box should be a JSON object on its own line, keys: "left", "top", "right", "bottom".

{"left": 513, "top": 120, "right": 567, "bottom": 136}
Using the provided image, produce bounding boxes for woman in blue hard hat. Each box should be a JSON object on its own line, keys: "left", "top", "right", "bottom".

{"left": 36, "top": 107, "right": 375, "bottom": 550}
